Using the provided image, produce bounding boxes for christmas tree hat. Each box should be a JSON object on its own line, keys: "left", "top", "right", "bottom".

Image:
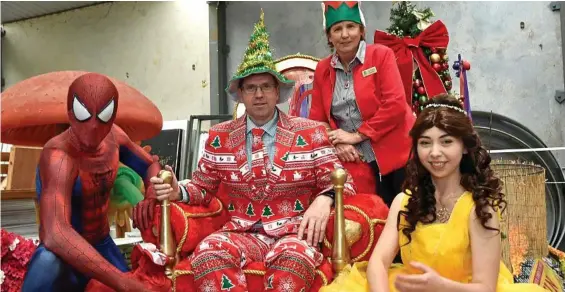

{"left": 226, "top": 9, "right": 294, "bottom": 104}
{"left": 322, "top": 1, "right": 366, "bottom": 32}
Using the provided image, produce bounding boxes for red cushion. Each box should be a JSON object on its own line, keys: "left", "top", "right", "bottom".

{"left": 323, "top": 193, "right": 389, "bottom": 262}
{"left": 140, "top": 197, "right": 230, "bottom": 257}
{"left": 85, "top": 245, "right": 171, "bottom": 292}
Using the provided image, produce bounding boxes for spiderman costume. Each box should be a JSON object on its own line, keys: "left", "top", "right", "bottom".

{"left": 21, "top": 73, "right": 159, "bottom": 292}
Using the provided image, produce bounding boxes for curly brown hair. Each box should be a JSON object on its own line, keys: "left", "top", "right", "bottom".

{"left": 399, "top": 94, "right": 506, "bottom": 244}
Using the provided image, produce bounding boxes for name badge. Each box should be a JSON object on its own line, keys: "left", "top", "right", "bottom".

{"left": 362, "top": 66, "right": 377, "bottom": 77}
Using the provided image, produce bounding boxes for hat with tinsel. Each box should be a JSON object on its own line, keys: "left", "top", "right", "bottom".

{"left": 322, "top": 1, "right": 366, "bottom": 32}
{"left": 226, "top": 9, "right": 294, "bottom": 104}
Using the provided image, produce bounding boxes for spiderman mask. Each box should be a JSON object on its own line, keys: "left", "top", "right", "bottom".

{"left": 67, "top": 73, "right": 119, "bottom": 150}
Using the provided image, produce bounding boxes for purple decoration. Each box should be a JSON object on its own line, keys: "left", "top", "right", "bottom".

{"left": 454, "top": 54, "right": 472, "bottom": 121}
{"left": 298, "top": 84, "right": 310, "bottom": 118}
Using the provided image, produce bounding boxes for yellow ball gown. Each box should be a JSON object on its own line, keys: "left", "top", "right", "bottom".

{"left": 320, "top": 192, "right": 549, "bottom": 292}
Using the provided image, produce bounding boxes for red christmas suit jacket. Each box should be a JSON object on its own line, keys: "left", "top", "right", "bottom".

{"left": 179, "top": 110, "right": 356, "bottom": 237}
{"left": 309, "top": 44, "right": 415, "bottom": 175}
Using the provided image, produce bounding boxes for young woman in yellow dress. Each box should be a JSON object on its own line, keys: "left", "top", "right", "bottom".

{"left": 320, "top": 94, "right": 549, "bottom": 292}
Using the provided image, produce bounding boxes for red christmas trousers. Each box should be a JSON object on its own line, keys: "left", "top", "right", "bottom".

{"left": 191, "top": 231, "right": 322, "bottom": 292}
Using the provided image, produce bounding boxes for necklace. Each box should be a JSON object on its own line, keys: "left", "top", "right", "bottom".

{"left": 435, "top": 193, "right": 464, "bottom": 223}
{"left": 435, "top": 205, "right": 451, "bottom": 223}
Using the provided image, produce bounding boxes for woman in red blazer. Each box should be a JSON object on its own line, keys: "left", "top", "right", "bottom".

{"left": 310, "top": 1, "right": 415, "bottom": 206}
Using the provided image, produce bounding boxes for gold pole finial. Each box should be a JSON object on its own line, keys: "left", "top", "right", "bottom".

{"left": 330, "top": 167, "right": 347, "bottom": 186}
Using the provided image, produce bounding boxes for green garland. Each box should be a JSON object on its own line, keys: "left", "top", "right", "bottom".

{"left": 386, "top": 2, "right": 434, "bottom": 38}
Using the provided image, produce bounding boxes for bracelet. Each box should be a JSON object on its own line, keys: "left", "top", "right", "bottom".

{"left": 180, "top": 185, "right": 190, "bottom": 203}
{"left": 322, "top": 190, "right": 335, "bottom": 201}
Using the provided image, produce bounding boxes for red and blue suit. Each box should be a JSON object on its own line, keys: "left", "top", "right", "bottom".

{"left": 21, "top": 73, "right": 159, "bottom": 292}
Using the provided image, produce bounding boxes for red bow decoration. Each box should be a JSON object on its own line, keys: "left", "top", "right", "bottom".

{"left": 374, "top": 20, "right": 449, "bottom": 105}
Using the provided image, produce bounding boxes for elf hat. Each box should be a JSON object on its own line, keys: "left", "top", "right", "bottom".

{"left": 322, "top": 1, "right": 366, "bottom": 32}
{"left": 226, "top": 9, "right": 294, "bottom": 104}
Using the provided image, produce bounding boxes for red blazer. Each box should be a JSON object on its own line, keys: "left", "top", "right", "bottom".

{"left": 309, "top": 43, "right": 415, "bottom": 175}
{"left": 179, "top": 110, "right": 356, "bottom": 238}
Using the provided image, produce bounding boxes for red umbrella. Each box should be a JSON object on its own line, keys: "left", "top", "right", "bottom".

{"left": 1, "top": 71, "right": 163, "bottom": 147}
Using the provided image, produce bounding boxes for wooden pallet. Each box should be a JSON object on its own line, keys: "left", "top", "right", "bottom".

{"left": 1, "top": 146, "right": 42, "bottom": 224}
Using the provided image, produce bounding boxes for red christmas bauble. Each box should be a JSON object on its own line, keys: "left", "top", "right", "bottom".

{"left": 413, "top": 79, "right": 422, "bottom": 88}
{"left": 442, "top": 63, "right": 449, "bottom": 70}
{"left": 431, "top": 48, "right": 438, "bottom": 53}
{"left": 433, "top": 63, "right": 442, "bottom": 72}
{"left": 462, "top": 60, "right": 471, "bottom": 70}
{"left": 417, "top": 86, "right": 426, "bottom": 95}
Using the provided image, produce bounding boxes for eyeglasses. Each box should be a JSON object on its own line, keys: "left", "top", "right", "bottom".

{"left": 241, "top": 84, "right": 277, "bottom": 94}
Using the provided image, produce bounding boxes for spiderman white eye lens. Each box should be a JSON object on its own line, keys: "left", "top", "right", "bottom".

{"left": 73, "top": 95, "right": 91, "bottom": 122}
{"left": 97, "top": 99, "right": 115, "bottom": 123}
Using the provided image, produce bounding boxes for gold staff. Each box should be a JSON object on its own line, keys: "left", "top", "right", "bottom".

{"left": 158, "top": 170, "right": 177, "bottom": 278}
{"left": 331, "top": 168, "right": 351, "bottom": 274}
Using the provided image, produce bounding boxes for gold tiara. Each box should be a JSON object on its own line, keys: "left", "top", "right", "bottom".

{"left": 424, "top": 103, "right": 467, "bottom": 115}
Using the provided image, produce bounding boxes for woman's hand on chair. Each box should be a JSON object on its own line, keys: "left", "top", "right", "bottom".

{"left": 335, "top": 144, "right": 362, "bottom": 163}
{"left": 328, "top": 129, "right": 364, "bottom": 145}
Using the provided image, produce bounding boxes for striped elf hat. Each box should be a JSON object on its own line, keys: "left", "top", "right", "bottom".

{"left": 321, "top": 1, "right": 366, "bottom": 31}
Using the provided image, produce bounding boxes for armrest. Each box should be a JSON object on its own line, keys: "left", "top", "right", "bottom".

{"left": 141, "top": 196, "right": 230, "bottom": 257}
{"left": 323, "top": 194, "right": 388, "bottom": 262}
{"left": 141, "top": 173, "right": 229, "bottom": 278}
{"left": 327, "top": 169, "right": 389, "bottom": 276}
{"left": 330, "top": 168, "right": 350, "bottom": 274}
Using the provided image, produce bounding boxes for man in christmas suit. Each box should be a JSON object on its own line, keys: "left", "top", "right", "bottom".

{"left": 136, "top": 10, "right": 356, "bottom": 292}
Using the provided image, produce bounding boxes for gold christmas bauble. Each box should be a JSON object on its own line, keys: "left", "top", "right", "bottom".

{"left": 430, "top": 53, "right": 441, "bottom": 63}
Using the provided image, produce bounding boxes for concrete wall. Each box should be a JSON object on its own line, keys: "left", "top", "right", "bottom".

{"left": 225, "top": 1, "right": 565, "bottom": 165}
{"left": 2, "top": 1, "right": 211, "bottom": 121}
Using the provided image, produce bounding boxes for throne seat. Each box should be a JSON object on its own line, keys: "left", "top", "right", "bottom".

{"left": 86, "top": 192, "right": 387, "bottom": 292}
